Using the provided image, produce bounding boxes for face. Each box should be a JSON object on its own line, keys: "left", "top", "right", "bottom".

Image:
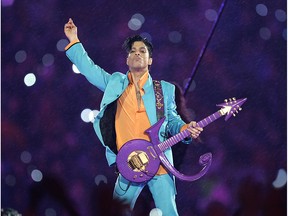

{"left": 126, "top": 41, "right": 153, "bottom": 72}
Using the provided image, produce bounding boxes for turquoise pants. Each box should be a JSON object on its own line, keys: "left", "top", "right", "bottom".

{"left": 113, "top": 174, "right": 179, "bottom": 216}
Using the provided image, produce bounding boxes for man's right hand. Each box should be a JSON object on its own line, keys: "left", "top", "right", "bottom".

{"left": 64, "top": 18, "right": 79, "bottom": 42}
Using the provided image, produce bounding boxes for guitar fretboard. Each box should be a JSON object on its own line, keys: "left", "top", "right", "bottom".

{"left": 158, "top": 110, "right": 223, "bottom": 152}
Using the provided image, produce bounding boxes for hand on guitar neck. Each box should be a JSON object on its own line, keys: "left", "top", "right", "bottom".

{"left": 186, "top": 121, "right": 203, "bottom": 139}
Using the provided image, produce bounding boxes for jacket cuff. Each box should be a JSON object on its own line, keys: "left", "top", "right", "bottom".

{"left": 180, "top": 124, "right": 192, "bottom": 144}
{"left": 65, "top": 39, "right": 80, "bottom": 50}
{"left": 180, "top": 124, "right": 188, "bottom": 132}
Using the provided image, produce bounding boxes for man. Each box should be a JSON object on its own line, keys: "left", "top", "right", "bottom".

{"left": 64, "top": 18, "right": 203, "bottom": 216}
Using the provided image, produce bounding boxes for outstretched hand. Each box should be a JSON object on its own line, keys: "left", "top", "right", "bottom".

{"left": 64, "top": 18, "right": 79, "bottom": 42}
{"left": 187, "top": 121, "right": 203, "bottom": 139}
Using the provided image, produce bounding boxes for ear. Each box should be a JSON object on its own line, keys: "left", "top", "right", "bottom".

{"left": 126, "top": 57, "right": 129, "bottom": 65}
{"left": 148, "top": 58, "right": 153, "bottom": 65}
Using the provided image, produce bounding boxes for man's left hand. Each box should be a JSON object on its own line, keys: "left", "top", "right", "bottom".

{"left": 187, "top": 121, "right": 203, "bottom": 139}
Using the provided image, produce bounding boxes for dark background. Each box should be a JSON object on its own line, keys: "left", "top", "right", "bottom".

{"left": 1, "top": 0, "right": 287, "bottom": 215}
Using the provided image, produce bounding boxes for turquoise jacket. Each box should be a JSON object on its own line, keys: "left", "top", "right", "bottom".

{"left": 66, "top": 42, "right": 191, "bottom": 167}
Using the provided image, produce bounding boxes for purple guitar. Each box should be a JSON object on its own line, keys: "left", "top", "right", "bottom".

{"left": 116, "top": 97, "right": 247, "bottom": 183}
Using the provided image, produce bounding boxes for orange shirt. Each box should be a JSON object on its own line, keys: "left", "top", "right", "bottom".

{"left": 115, "top": 72, "right": 168, "bottom": 175}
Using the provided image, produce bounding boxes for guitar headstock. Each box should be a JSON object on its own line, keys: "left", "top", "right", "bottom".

{"left": 216, "top": 97, "right": 247, "bottom": 121}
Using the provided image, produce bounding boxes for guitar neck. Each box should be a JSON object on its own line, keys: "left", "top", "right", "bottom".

{"left": 158, "top": 109, "right": 223, "bottom": 152}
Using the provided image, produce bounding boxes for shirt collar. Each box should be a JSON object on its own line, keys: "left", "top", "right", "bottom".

{"left": 128, "top": 71, "right": 149, "bottom": 89}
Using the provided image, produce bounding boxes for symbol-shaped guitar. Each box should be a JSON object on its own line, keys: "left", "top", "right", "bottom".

{"left": 116, "top": 97, "right": 247, "bottom": 183}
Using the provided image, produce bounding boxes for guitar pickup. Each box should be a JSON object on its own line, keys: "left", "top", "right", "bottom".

{"left": 128, "top": 151, "right": 148, "bottom": 171}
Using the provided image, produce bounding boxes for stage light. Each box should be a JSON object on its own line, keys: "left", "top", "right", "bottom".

{"left": 31, "top": 169, "right": 43, "bottom": 182}
{"left": 259, "top": 27, "right": 271, "bottom": 40}
{"left": 15, "top": 50, "right": 27, "bottom": 63}
{"left": 20, "top": 151, "right": 32, "bottom": 164}
{"left": 45, "top": 208, "right": 56, "bottom": 216}
{"left": 272, "top": 168, "right": 287, "bottom": 188}
{"left": 205, "top": 9, "right": 218, "bottom": 22}
{"left": 42, "top": 53, "right": 54, "bottom": 67}
{"left": 256, "top": 4, "right": 268, "bottom": 16}
{"left": 128, "top": 18, "right": 142, "bottom": 31}
{"left": 88, "top": 110, "right": 99, "bottom": 123}
{"left": 183, "top": 78, "right": 196, "bottom": 92}
{"left": 81, "top": 108, "right": 92, "bottom": 123}
{"left": 168, "top": 31, "right": 182, "bottom": 43}
{"left": 275, "top": 9, "right": 286, "bottom": 22}
{"left": 149, "top": 208, "right": 163, "bottom": 216}
{"left": 132, "top": 13, "right": 145, "bottom": 24}
{"left": 24, "top": 73, "right": 36, "bottom": 87}
{"left": 57, "top": 39, "right": 69, "bottom": 52}
{"left": 72, "top": 64, "right": 81, "bottom": 74}
{"left": 94, "top": 174, "right": 108, "bottom": 186}
{"left": 128, "top": 13, "right": 145, "bottom": 31}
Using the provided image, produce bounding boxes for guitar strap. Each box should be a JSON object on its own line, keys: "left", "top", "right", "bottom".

{"left": 153, "top": 80, "right": 164, "bottom": 121}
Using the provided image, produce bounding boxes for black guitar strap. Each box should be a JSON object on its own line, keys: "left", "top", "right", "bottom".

{"left": 153, "top": 80, "right": 164, "bottom": 121}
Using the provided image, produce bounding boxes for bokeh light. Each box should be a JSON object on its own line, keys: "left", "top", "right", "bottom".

{"left": 72, "top": 64, "right": 81, "bottom": 74}
{"left": 132, "top": 13, "right": 145, "bottom": 24}
{"left": 42, "top": 53, "right": 55, "bottom": 67}
{"left": 259, "top": 27, "right": 271, "bottom": 40}
{"left": 15, "top": 50, "right": 27, "bottom": 63}
{"left": 256, "top": 4, "right": 268, "bottom": 16}
{"left": 205, "top": 9, "right": 218, "bottom": 21}
{"left": 88, "top": 110, "right": 99, "bottom": 123}
{"left": 183, "top": 79, "right": 196, "bottom": 92}
{"left": 20, "top": 151, "right": 32, "bottom": 164}
{"left": 272, "top": 169, "right": 287, "bottom": 188}
{"left": 275, "top": 9, "right": 286, "bottom": 22}
{"left": 31, "top": 169, "right": 43, "bottom": 182}
{"left": 168, "top": 31, "right": 182, "bottom": 43}
{"left": 81, "top": 108, "right": 92, "bottom": 123}
{"left": 94, "top": 174, "right": 108, "bottom": 186}
{"left": 128, "top": 18, "right": 142, "bottom": 31}
{"left": 149, "top": 208, "right": 163, "bottom": 216}
{"left": 45, "top": 208, "right": 57, "bottom": 216}
{"left": 24, "top": 73, "right": 36, "bottom": 87}
{"left": 57, "top": 39, "right": 69, "bottom": 52}
{"left": 128, "top": 13, "right": 145, "bottom": 31}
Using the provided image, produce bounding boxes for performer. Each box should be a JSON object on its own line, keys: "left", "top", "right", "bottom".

{"left": 64, "top": 18, "right": 203, "bottom": 216}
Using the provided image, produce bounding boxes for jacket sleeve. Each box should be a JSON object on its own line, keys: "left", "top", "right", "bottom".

{"left": 65, "top": 42, "right": 111, "bottom": 92}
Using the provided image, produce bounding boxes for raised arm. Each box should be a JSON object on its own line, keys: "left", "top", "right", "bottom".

{"left": 63, "top": 18, "right": 112, "bottom": 92}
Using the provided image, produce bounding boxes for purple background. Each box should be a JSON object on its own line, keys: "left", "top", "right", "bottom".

{"left": 2, "top": 0, "right": 286, "bottom": 215}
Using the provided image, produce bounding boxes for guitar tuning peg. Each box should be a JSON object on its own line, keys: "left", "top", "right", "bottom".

{"left": 233, "top": 108, "right": 238, "bottom": 113}
{"left": 238, "top": 107, "right": 242, "bottom": 111}
{"left": 224, "top": 99, "right": 228, "bottom": 103}
{"left": 232, "top": 113, "right": 236, "bottom": 117}
{"left": 232, "top": 97, "right": 236, "bottom": 101}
